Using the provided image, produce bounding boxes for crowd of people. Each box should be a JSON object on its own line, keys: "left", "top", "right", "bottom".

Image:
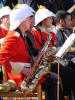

{"left": 0, "top": 0, "right": 75, "bottom": 100}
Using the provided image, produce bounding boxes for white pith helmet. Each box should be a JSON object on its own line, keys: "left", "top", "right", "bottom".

{"left": 10, "top": 4, "right": 35, "bottom": 31}
{"left": 0, "top": 6, "right": 11, "bottom": 18}
{"left": 35, "top": 8, "right": 55, "bottom": 26}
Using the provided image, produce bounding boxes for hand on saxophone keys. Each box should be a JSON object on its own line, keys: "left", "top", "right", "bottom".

{"left": 22, "top": 66, "right": 33, "bottom": 79}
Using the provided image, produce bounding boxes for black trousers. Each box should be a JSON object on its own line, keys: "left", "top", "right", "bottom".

{"left": 51, "top": 64, "right": 75, "bottom": 96}
{"left": 41, "top": 73, "right": 65, "bottom": 100}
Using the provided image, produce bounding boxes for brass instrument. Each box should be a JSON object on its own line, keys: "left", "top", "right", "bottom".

{"left": 0, "top": 80, "right": 17, "bottom": 92}
{"left": 45, "top": 45, "right": 75, "bottom": 67}
{"left": 46, "top": 47, "right": 75, "bottom": 67}
{"left": 44, "top": 47, "right": 69, "bottom": 67}
{"left": 21, "top": 33, "right": 52, "bottom": 91}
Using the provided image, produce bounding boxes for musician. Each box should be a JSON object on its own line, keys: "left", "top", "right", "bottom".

{"left": 54, "top": 10, "right": 72, "bottom": 47}
{"left": 0, "top": 6, "right": 11, "bottom": 84}
{"left": 32, "top": 9, "right": 56, "bottom": 49}
{"left": 54, "top": 10, "right": 75, "bottom": 69}
{"left": 31, "top": 8, "right": 75, "bottom": 98}
{"left": 0, "top": 4, "right": 35, "bottom": 90}
{"left": 0, "top": 6, "right": 11, "bottom": 39}
{"left": 53, "top": 11, "right": 75, "bottom": 99}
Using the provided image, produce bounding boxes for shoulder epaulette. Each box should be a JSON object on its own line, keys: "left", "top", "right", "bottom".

{"left": 14, "top": 32, "right": 20, "bottom": 37}
{"left": 32, "top": 27, "right": 37, "bottom": 31}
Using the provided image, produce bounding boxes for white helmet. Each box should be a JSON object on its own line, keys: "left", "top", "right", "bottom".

{"left": 0, "top": 6, "right": 11, "bottom": 18}
{"left": 35, "top": 8, "right": 55, "bottom": 26}
{"left": 10, "top": 4, "right": 35, "bottom": 31}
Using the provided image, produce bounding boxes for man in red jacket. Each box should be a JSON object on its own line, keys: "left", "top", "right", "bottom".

{"left": 32, "top": 8, "right": 56, "bottom": 50}
{"left": 0, "top": 4, "right": 35, "bottom": 90}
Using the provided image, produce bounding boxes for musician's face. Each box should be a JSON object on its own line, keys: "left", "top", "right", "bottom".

{"left": 1, "top": 15, "right": 10, "bottom": 30}
{"left": 64, "top": 15, "right": 72, "bottom": 29}
{"left": 72, "top": 16, "right": 75, "bottom": 27}
{"left": 20, "top": 15, "right": 35, "bottom": 34}
{"left": 42, "top": 17, "right": 53, "bottom": 28}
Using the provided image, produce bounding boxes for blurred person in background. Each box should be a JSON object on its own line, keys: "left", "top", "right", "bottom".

{"left": 0, "top": 6, "right": 11, "bottom": 41}
{"left": 54, "top": 10, "right": 75, "bottom": 100}
{"left": 67, "top": 4, "right": 75, "bottom": 28}
{"left": 54, "top": 10, "right": 72, "bottom": 47}
{"left": 0, "top": 6, "right": 11, "bottom": 100}
{"left": 0, "top": 6, "right": 11, "bottom": 84}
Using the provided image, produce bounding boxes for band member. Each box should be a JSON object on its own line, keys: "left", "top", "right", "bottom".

{"left": 0, "top": 6, "right": 11, "bottom": 39}
{"left": 0, "top": 4, "right": 35, "bottom": 89}
{"left": 0, "top": 6, "right": 11, "bottom": 86}
{"left": 32, "top": 8, "right": 56, "bottom": 49}
{"left": 54, "top": 10, "right": 72, "bottom": 47}
{"left": 31, "top": 8, "right": 75, "bottom": 98}
{"left": 54, "top": 10, "right": 75, "bottom": 70}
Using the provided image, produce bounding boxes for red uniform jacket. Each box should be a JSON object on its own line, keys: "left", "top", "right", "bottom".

{"left": 32, "top": 28, "right": 56, "bottom": 49}
{"left": 0, "top": 31, "right": 31, "bottom": 89}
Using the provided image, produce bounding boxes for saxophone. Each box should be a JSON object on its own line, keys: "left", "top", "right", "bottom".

{"left": 21, "top": 33, "right": 52, "bottom": 91}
